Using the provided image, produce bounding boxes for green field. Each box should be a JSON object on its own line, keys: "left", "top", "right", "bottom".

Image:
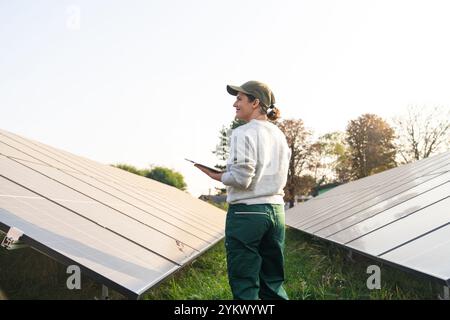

{"left": 0, "top": 227, "right": 442, "bottom": 300}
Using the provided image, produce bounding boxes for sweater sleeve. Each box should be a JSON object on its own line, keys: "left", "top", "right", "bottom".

{"left": 221, "top": 129, "right": 257, "bottom": 189}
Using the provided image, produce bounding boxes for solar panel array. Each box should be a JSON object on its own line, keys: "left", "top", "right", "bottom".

{"left": 0, "top": 129, "right": 225, "bottom": 299}
{"left": 286, "top": 151, "right": 450, "bottom": 285}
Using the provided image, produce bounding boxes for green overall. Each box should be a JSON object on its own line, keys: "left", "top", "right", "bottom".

{"left": 225, "top": 203, "right": 289, "bottom": 300}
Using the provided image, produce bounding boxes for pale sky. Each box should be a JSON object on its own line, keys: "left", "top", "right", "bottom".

{"left": 1, "top": 0, "right": 450, "bottom": 197}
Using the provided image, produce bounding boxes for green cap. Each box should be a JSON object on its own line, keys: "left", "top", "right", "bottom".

{"left": 226, "top": 80, "right": 275, "bottom": 109}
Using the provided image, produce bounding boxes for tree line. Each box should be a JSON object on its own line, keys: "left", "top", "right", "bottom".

{"left": 113, "top": 164, "right": 187, "bottom": 191}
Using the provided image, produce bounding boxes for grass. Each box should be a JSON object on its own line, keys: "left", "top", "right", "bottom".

{"left": 0, "top": 227, "right": 443, "bottom": 300}
{"left": 281, "top": 227, "right": 439, "bottom": 300}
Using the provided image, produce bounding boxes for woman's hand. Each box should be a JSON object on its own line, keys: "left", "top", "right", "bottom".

{"left": 194, "top": 164, "right": 223, "bottom": 182}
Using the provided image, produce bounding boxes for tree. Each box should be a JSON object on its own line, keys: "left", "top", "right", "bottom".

{"left": 346, "top": 114, "right": 397, "bottom": 179}
{"left": 112, "top": 163, "right": 150, "bottom": 176}
{"left": 112, "top": 163, "right": 144, "bottom": 176}
{"left": 392, "top": 105, "right": 450, "bottom": 164}
{"left": 114, "top": 163, "right": 186, "bottom": 190}
{"left": 277, "top": 119, "right": 315, "bottom": 207}
{"left": 320, "top": 131, "right": 353, "bottom": 183}
{"left": 307, "top": 131, "right": 353, "bottom": 184}
{"left": 145, "top": 166, "right": 187, "bottom": 191}
{"left": 291, "top": 174, "right": 316, "bottom": 200}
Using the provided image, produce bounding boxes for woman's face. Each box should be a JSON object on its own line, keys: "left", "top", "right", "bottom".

{"left": 233, "top": 92, "right": 258, "bottom": 121}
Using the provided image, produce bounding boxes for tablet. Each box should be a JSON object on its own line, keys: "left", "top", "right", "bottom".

{"left": 185, "top": 158, "right": 222, "bottom": 173}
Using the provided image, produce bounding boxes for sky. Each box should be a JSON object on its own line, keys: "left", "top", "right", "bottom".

{"left": 1, "top": 0, "right": 450, "bottom": 197}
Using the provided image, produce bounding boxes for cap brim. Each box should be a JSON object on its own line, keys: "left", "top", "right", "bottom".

{"left": 226, "top": 85, "right": 250, "bottom": 96}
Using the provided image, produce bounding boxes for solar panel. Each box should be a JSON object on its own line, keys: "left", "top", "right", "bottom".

{"left": 0, "top": 129, "right": 225, "bottom": 299}
{"left": 291, "top": 151, "right": 449, "bottom": 229}
{"left": 0, "top": 129, "right": 224, "bottom": 230}
{"left": 286, "top": 151, "right": 450, "bottom": 286}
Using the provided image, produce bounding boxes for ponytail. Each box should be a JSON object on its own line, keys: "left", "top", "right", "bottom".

{"left": 267, "top": 105, "right": 281, "bottom": 121}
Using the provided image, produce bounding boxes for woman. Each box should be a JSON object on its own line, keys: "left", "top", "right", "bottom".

{"left": 195, "top": 80, "right": 290, "bottom": 300}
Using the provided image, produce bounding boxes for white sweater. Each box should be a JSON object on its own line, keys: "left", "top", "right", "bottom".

{"left": 221, "top": 119, "right": 291, "bottom": 205}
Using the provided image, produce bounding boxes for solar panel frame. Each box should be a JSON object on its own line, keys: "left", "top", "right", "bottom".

{"left": 291, "top": 153, "right": 450, "bottom": 229}
{"left": 0, "top": 129, "right": 226, "bottom": 298}
{"left": 0, "top": 220, "right": 139, "bottom": 299}
{"left": 0, "top": 179, "right": 180, "bottom": 298}
{"left": 286, "top": 151, "right": 450, "bottom": 287}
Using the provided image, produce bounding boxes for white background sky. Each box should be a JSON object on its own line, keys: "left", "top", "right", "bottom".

{"left": 1, "top": 0, "right": 449, "bottom": 197}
